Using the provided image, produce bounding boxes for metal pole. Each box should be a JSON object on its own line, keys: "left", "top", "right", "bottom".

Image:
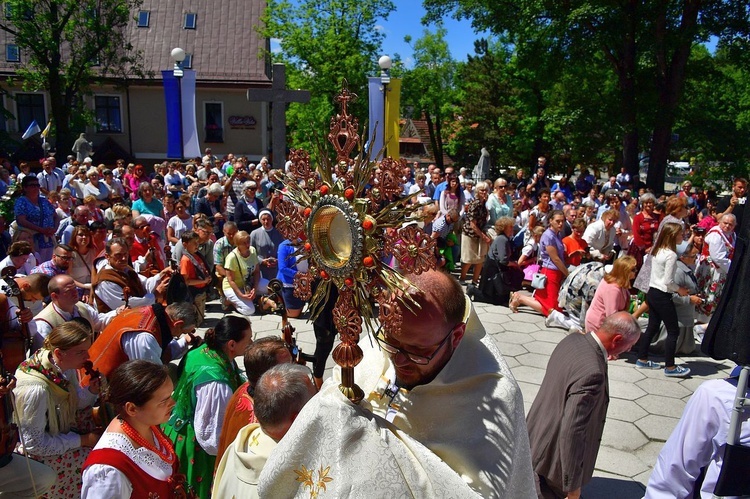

{"left": 382, "top": 81, "right": 388, "bottom": 158}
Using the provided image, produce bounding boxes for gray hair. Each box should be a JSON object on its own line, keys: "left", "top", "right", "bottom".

{"left": 254, "top": 364, "right": 314, "bottom": 430}
{"left": 639, "top": 193, "right": 657, "bottom": 205}
{"left": 599, "top": 311, "right": 641, "bottom": 343}
{"left": 207, "top": 183, "right": 223, "bottom": 196}
{"left": 721, "top": 213, "right": 737, "bottom": 225}
{"left": 87, "top": 167, "right": 99, "bottom": 177}
{"left": 242, "top": 181, "right": 257, "bottom": 191}
{"left": 165, "top": 302, "right": 198, "bottom": 328}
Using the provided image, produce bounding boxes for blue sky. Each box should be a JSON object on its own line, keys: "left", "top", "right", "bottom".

{"left": 269, "top": 2, "right": 487, "bottom": 68}
{"left": 376, "top": 3, "right": 488, "bottom": 67}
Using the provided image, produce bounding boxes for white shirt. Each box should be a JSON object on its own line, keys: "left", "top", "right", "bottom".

{"left": 121, "top": 331, "right": 188, "bottom": 365}
{"left": 582, "top": 219, "right": 616, "bottom": 259}
{"left": 32, "top": 302, "right": 117, "bottom": 351}
{"left": 704, "top": 228, "right": 735, "bottom": 273}
{"left": 94, "top": 263, "right": 160, "bottom": 310}
{"left": 645, "top": 376, "right": 750, "bottom": 498}
{"left": 38, "top": 170, "right": 61, "bottom": 193}
{"left": 649, "top": 249, "right": 679, "bottom": 293}
{"left": 82, "top": 432, "right": 174, "bottom": 499}
{"left": 194, "top": 381, "right": 234, "bottom": 455}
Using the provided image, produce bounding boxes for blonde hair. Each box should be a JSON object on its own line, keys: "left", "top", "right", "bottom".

{"left": 233, "top": 230, "right": 250, "bottom": 246}
{"left": 604, "top": 255, "right": 637, "bottom": 288}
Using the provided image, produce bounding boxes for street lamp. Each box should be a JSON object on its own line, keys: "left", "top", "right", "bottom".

{"left": 379, "top": 55, "right": 392, "bottom": 158}
{"left": 171, "top": 47, "right": 186, "bottom": 160}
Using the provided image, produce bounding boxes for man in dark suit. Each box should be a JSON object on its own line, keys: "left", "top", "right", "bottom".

{"left": 526, "top": 312, "right": 641, "bottom": 498}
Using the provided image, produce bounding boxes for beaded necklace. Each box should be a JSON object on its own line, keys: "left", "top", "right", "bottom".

{"left": 118, "top": 417, "right": 176, "bottom": 465}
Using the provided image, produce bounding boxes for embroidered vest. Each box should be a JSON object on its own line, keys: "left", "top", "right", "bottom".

{"left": 83, "top": 447, "right": 175, "bottom": 499}
{"left": 88, "top": 307, "right": 165, "bottom": 379}
{"left": 92, "top": 267, "right": 146, "bottom": 313}
{"left": 34, "top": 302, "right": 93, "bottom": 332}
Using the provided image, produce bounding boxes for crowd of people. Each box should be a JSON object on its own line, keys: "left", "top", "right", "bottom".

{"left": 0, "top": 150, "right": 745, "bottom": 498}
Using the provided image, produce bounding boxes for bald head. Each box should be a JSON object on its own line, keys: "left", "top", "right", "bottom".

{"left": 48, "top": 274, "right": 75, "bottom": 295}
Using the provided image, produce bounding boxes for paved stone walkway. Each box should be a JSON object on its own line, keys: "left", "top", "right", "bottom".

{"left": 199, "top": 291, "right": 736, "bottom": 497}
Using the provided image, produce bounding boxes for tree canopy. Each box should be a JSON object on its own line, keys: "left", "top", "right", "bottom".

{"left": 0, "top": 0, "right": 147, "bottom": 159}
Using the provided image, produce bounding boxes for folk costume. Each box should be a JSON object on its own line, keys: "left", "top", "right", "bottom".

{"left": 13, "top": 349, "right": 98, "bottom": 499}
{"left": 163, "top": 343, "right": 244, "bottom": 498}
{"left": 81, "top": 426, "right": 184, "bottom": 499}
{"left": 87, "top": 305, "right": 187, "bottom": 380}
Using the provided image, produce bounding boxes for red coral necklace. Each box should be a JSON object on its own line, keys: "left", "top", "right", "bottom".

{"left": 119, "top": 417, "right": 176, "bottom": 465}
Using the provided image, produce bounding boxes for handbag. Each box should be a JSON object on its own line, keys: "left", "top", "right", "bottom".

{"left": 531, "top": 271, "right": 547, "bottom": 290}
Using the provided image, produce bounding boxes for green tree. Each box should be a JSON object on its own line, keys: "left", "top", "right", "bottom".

{"left": 401, "top": 27, "right": 457, "bottom": 170}
{"left": 424, "top": 0, "right": 750, "bottom": 192}
{"left": 261, "top": 0, "right": 396, "bottom": 156}
{"left": 0, "top": 0, "right": 146, "bottom": 159}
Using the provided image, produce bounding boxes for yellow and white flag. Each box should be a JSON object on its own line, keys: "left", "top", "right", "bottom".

{"left": 40, "top": 120, "right": 52, "bottom": 138}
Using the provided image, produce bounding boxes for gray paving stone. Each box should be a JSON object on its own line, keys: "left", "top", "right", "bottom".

{"left": 491, "top": 341, "right": 529, "bottom": 357}
{"left": 530, "top": 330, "right": 567, "bottom": 344}
{"left": 635, "top": 394, "right": 687, "bottom": 419}
{"left": 601, "top": 419, "right": 649, "bottom": 452}
{"left": 633, "top": 441, "right": 667, "bottom": 475}
{"left": 503, "top": 322, "right": 539, "bottom": 334}
{"left": 595, "top": 445, "right": 651, "bottom": 477}
{"left": 608, "top": 363, "right": 647, "bottom": 383}
{"left": 494, "top": 329, "right": 536, "bottom": 342}
{"left": 635, "top": 378, "right": 692, "bottom": 399}
{"left": 517, "top": 381, "right": 540, "bottom": 406}
{"left": 607, "top": 398, "right": 648, "bottom": 422}
{"left": 609, "top": 379, "right": 648, "bottom": 401}
{"left": 511, "top": 365, "right": 547, "bottom": 385}
{"left": 505, "top": 312, "right": 545, "bottom": 324}
{"left": 635, "top": 414, "right": 680, "bottom": 442}
{"left": 515, "top": 352, "right": 551, "bottom": 370}
{"left": 503, "top": 356, "right": 521, "bottom": 369}
{"left": 524, "top": 341, "right": 558, "bottom": 355}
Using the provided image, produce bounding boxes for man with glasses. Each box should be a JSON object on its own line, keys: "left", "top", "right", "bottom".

{"left": 259, "top": 269, "right": 536, "bottom": 497}
{"left": 91, "top": 237, "right": 171, "bottom": 312}
{"left": 30, "top": 244, "right": 73, "bottom": 277}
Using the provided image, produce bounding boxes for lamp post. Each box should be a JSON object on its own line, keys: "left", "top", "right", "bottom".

{"left": 171, "top": 47, "right": 186, "bottom": 160}
{"left": 378, "top": 55, "right": 392, "bottom": 159}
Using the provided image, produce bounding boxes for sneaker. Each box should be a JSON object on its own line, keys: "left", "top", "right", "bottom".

{"left": 664, "top": 365, "right": 691, "bottom": 377}
{"left": 635, "top": 359, "right": 661, "bottom": 369}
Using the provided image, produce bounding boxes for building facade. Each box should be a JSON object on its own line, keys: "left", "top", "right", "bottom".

{"left": 0, "top": 0, "right": 271, "bottom": 163}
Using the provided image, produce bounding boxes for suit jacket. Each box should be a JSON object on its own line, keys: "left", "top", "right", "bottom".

{"left": 196, "top": 196, "right": 224, "bottom": 235}
{"left": 526, "top": 333, "right": 609, "bottom": 493}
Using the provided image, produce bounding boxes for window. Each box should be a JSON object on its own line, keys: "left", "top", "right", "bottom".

{"left": 95, "top": 95, "right": 122, "bottom": 133}
{"left": 183, "top": 53, "right": 193, "bottom": 69}
{"left": 5, "top": 3, "right": 12, "bottom": 19}
{"left": 184, "top": 12, "right": 197, "bottom": 29}
{"left": 16, "top": 93, "right": 45, "bottom": 133}
{"left": 136, "top": 10, "right": 149, "bottom": 27}
{"left": 204, "top": 102, "right": 223, "bottom": 143}
{"left": 6, "top": 44, "right": 19, "bottom": 62}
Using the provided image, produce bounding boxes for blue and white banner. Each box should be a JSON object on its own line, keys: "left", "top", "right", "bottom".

{"left": 163, "top": 69, "right": 202, "bottom": 159}
{"left": 22, "top": 119, "right": 41, "bottom": 140}
{"left": 367, "top": 76, "right": 385, "bottom": 160}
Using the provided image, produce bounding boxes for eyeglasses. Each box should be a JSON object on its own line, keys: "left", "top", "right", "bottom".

{"left": 497, "top": 185, "right": 507, "bottom": 189}
{"left": 54, "top": 254, "right": 74, "bottom": 261}
{"left": 374, "top": 323, "right": 461, "bottom": 365}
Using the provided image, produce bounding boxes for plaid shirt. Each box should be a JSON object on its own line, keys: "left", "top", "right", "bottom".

{"left": 30, "top": 260, "right": 66, "bottom": 277}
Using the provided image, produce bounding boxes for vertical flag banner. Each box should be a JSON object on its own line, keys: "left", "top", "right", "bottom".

{"left": 22, "top": 120, "right": 40, "bottom": 140}
{"left": 181, "top": 70, "right": 201, "bottom": 159}
{"left": 385, "top": 78, "right": 401, "bottom": 160}
{"left": 162, "top": 70, "right": 181, "bottom": 158}
{"left": 368, "top": 76, "right": 384, "bottom": 160}
{"left": 163, "top": 69, "right": 202, "bottom": 159}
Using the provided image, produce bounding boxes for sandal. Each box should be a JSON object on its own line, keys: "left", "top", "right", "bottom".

{"left": 509, "top": 292, "right": 519, "bottom": 313}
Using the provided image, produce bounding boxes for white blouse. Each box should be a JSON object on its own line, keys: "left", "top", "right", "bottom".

{"left": 81, "top": 432, "right": 174, "bottom": 499}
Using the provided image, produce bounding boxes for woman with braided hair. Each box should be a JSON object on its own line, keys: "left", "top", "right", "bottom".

{"left": 163, "top": 315, "right": 251, "bottom": 497}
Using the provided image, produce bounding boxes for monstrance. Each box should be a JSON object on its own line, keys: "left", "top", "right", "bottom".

{"left": 273, "top": 81, "right": 437, "bottom": 403}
